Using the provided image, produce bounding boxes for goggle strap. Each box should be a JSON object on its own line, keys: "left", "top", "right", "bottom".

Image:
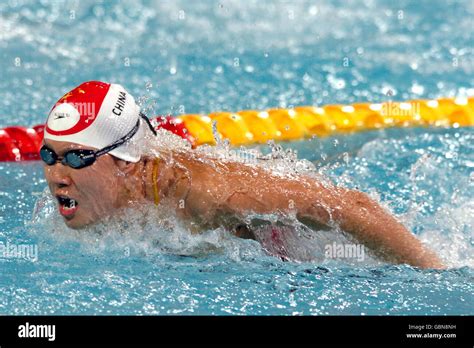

{"left": 140, "top": 112, "right": 158, "bottom": 136}
{"left": 95, "top": 118, "right": 140, "bottom": 157}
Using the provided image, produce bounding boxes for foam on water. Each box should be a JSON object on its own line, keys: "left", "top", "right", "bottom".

{"left": 31, "top": 187, "right": 259, "bottom": 260}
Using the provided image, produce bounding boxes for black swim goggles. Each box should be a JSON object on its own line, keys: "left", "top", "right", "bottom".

{"left": 40, "top": 112, "right": 157, "bottom": 169}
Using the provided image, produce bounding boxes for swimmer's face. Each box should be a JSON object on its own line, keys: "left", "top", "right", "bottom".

{"left": 42, "top": 139, "right": 126, "bottom": 229}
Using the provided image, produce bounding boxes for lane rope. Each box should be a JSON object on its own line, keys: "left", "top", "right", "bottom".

{"left": 1, "top": 97, "right": 472, "bottom": 162}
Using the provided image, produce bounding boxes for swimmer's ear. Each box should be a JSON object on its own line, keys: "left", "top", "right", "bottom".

{"left": 114, "top": 158, "right": 138, "bottom": 174}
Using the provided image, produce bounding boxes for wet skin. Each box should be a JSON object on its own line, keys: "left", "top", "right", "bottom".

{"left": 43, "top": 139, "right": 445, "bottom": 269}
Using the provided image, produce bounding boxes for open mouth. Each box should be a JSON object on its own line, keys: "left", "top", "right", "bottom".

{"left": 56, "top": 195, "right": 79, "bottom": 218}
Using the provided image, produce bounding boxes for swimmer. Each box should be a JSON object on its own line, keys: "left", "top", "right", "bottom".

{"left": 41, "top": 81, "right": 444, "bottom": 269}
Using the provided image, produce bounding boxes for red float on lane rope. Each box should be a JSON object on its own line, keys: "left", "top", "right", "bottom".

{"left": 0, "top": 117, "right": 195, "bottom": 162}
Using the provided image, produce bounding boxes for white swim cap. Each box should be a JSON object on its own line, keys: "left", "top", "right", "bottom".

{"left": 44, "top": 81, "right": 145, "bottom": 162}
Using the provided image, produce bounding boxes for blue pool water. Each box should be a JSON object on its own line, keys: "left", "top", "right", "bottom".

{"left": 0, "top": 0, "right": 473, "bottom": 315}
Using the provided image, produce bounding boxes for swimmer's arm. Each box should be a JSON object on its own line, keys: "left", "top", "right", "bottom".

{"left": 298, "top": 184, "right": 445, "bottom": 269}
{"left": 220, "top": 169, "right": 444, "bottom": 269}
{"left": 176, "top": 155, "right": 444, "bottom": 269}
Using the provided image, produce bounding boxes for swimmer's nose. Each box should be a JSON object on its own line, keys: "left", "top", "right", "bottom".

{"left": 47, "top": 165, "right": 73, "bottom": 188}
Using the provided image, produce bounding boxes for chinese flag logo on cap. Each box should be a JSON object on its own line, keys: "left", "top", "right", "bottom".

{"left": 46, "top": 81, "right": 111, "bottom": 136}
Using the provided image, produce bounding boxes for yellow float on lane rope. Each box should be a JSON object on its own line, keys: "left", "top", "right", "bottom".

{"left": 178, "top": 97, "right": 474, "bottom": 146}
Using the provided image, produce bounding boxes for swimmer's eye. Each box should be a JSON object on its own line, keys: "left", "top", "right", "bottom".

{"left": 40, "top": 146, "right": 59, "bottom": 165}
{"left": 40, "top": 146, "right": 97, "bottom": 169}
